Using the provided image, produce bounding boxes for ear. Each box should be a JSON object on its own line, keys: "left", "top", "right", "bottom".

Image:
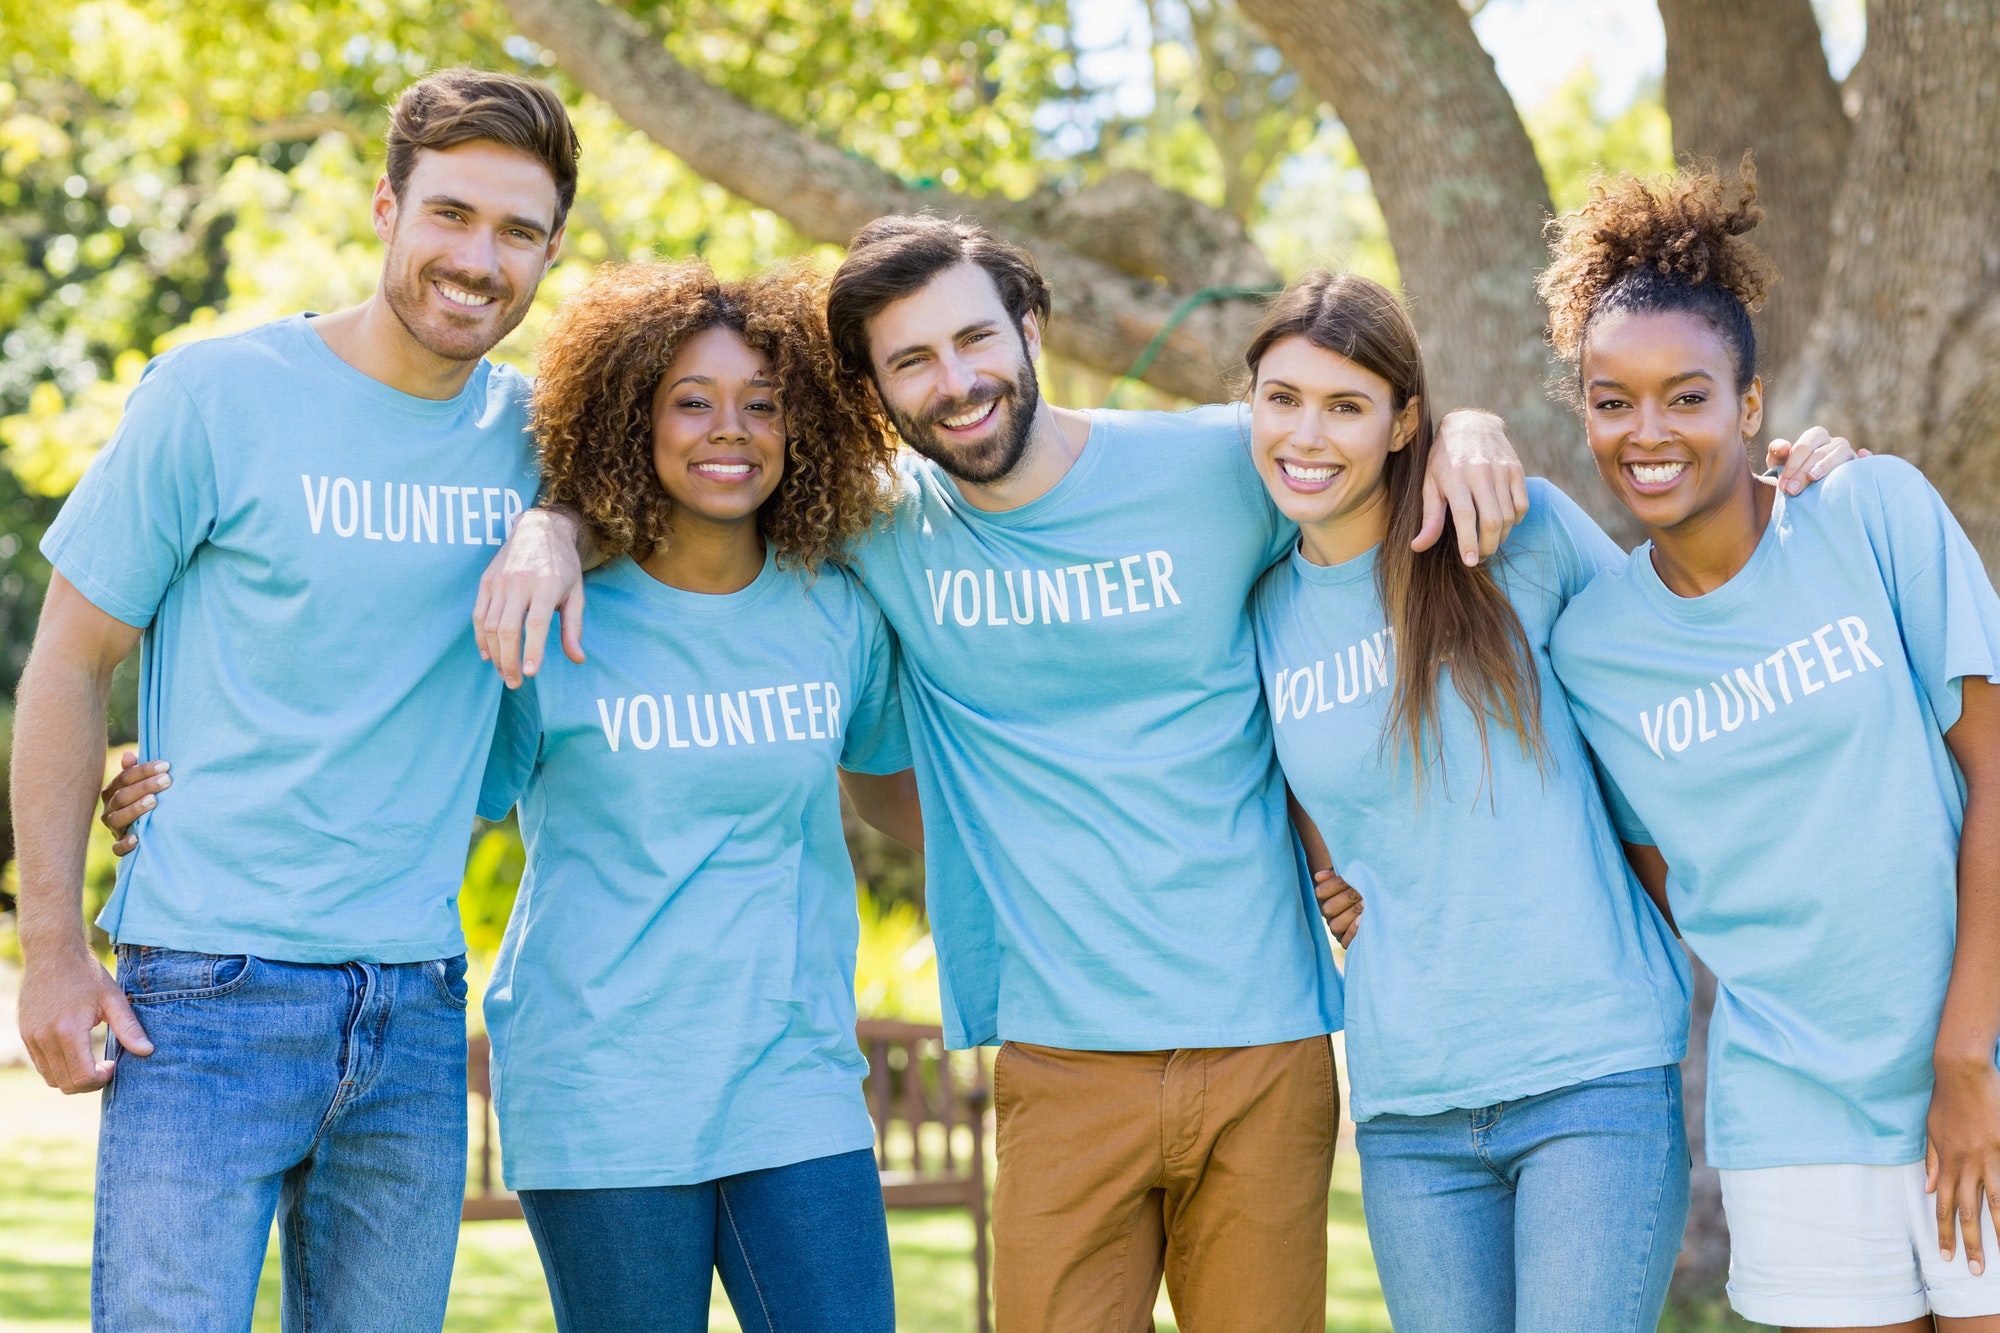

{"left": 371, "top": 176, "right": 399, "bottom": 246}
{"left": 1388, "top": 396, "right": 1421, "bottom": 453}
{"left": 542, "top": 220, "right": 567, "bottom": 275}
{"left": 1740, "top": 375, "right": 1765, "bottom": 441}
{"left": 1018, "top": 309, "right": 1043, "bottom": 364}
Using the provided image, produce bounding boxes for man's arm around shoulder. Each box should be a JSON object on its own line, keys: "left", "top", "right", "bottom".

{"left": 12, "top": 573, "right": 154, "bottom": 1093}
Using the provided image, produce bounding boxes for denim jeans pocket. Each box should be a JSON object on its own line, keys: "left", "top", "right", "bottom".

{"left": 425, "top": 955, "right": 471, "bottom": 1009}
{"left": 117, "top": 945, "right": 254, "bottom": 1003}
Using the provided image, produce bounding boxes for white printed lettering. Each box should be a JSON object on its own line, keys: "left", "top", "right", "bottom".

{"left": 301, "top": 475, "right": 329, "bottom": 533}
{"left": 1147, "top": 550, "right": 1181, "bottom": 607}
{"left": 824, "top": 681, "right": 843, "bottom": 738}
{"left": 984, "top": 570, "right": 1009, "bottom": 626}
{"left": 332, "top": 477, "right": 358, "bottom": 537}
{"left": 1786, "top": 638, "right": 1824, "bottom": 694}
{"left": 778, "top": 685, "right": 805, "bottom": 740}
{"left": 749, "top": 687, "right": 778, "bottom": 742}
{"left": 1715, "top": 676, "right": 1745, "bottom": 732}
{"left": 1066, "top": 565, "right": 1094, "bottom": 620}
{"left": 1291, "top": 665, "right": 1316, "bottom": 718}
{"left": 1839, "top": 616, "right": 1886, "bottom": 670}
{"left": 687, "top": 694, "right": 720, "bottom": 748}
{"left": 722, "top": 691, "right": 756, "bottom": 745}
{"left": 805, "top": 682, "right": 825, "bottom": 738}
{"left": 437, "top": 486, "right": 458, "bottom": 543}
{"left": 1007, "top": 570, "right": 1035, "bottom": 625}
{"left": 482, "top": 488, "right": 502, "bottom": 545}
{"left": 384, "top": 482, "right": 408, "bottom": 542}
{"left": 1120, "top": 554, "right": 1150, "bottom": 612}
{"left": 1641, "top": 705, "right": 1666, "bottom": 759}
{"left": 1093, "top": 561, "right": 1123, "bottom": 617}
{"left": 1337, "top": 645, "right": 1362, "bottom": 704}
{"left": 664, "top": 695, "right": 690, "bottom": 748}
{"left": 503, "top": 489, "right": 523, "bottom": 539}
{"left": 1038, "top": 569, "right": 1070, "bottom": 623}
{"left": 1667, "top": 696, "right": 1693, "bottom": 752}
{"left": 596, "top": 696, "right": 625, "bottom": 752}
{"left": 460, "top": 487, "right": 481, "bottom": 546}
{"left": 1735, "top": 666, "right": 1774, "bottom": 719}
{"left": 1764, "top": 650, "right": 1794, "bottom": 703}
{"left": 926, "top": 569, "right": 953, "bottom": 625}
{"left": 952, "top": 570, "right": 979, "bottom": 627}
{"left": 629, "top": 694, "right": 661, "bottom": 750}
{"left": 362, "top": 480, "right": 382, "bottom": 540}
{"left": 1361, "top": 632, "right": 1391, "bottom": 693}
{"left": 1696, "top": 686, "right": 1716, "bottom": 741}
{"left": 414, "top": 486, "right": 440, "bottom": 544}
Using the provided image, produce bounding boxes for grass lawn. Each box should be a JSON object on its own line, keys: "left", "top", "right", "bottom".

{"left": 0, "top": 1067, "right": 1761, "bottom": 1331}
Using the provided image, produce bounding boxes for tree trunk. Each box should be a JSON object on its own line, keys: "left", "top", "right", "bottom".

{"left": 502, "top": 0, "right": 1279, "bottom": 402}
{"left": 1658, "top": 0, "right": 1851, "bottom": 404}
{"left": 1772, "top": 0, "right": 2000, "bottom": 562}
{"left": 1241, "top": 0, "right": 1620, "bottom": 532}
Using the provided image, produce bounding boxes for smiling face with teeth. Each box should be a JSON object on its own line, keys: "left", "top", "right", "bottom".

{"left": 374, "top": 141, "right": 562, "bottom": 366}
{"left": 1582, "top": 308, "right": 1765, "bottom": 540}
{"left": 1249, "top": 336, "right": 1420, "bottom": 568}
{"left": 647, "top": 323, "right": 788, "bottom": 543}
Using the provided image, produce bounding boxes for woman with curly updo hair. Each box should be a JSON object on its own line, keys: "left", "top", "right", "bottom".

{"left": 473, "top": 258, "right": 912, "bottom": 1332}
{"left": 1546, "top": 164, "right": 2000, "bottom": 1330}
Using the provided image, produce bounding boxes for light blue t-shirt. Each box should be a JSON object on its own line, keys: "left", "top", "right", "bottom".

{"left": 42, "top": 315, "right": 537, "bottom": 963}
{"left": 1252, "top": 479, "right": 1689, "bottom": 1120}
{"left": 475, "top": 551, "right": 909, "bottom": 1189}
{"left": 850, "top": 403, "right": 1343, "bottom": 1051}
{"left": 1551, "top": 457, "right": 2000, "bottom": 1170}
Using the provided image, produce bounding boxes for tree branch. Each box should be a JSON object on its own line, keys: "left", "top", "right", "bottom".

{"left": 501, "top": 0, "right": 1278, "bottom": 400}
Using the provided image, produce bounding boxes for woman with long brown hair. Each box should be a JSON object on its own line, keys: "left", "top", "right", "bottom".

{"left": 1243, "top": 270, "right": 1699, "bottom": 1328}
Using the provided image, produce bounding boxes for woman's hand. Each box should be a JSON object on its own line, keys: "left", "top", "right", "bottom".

{"left": 100, "top": 751, "right": 168, "bottom": 857}
{"left": 1314, "top": 868, "right": 1364, "bottom": 948}
{"left": 1763, "top": 425, "right": 1867, "bottom": 496}
{"left": 1417, "top": 409, "right": 1530, "bottom": 567}
{"left": 1927, "top": 1058, "right": 2000, "bottom": 1275}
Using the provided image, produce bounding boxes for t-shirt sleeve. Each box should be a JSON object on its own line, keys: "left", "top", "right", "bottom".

{"left": 839, "top": 602, "right": 912, "bottom": 776}
{"left": 1533, "top": 479, "right": 1627, "bottom": 603}
{"left": 476, "top": 678, "right": 543, "bottom": 821}
{"left": 1865, "top": 462, "right": 2000, "bottom": 733}
{"left": 38, "top": 360, "right": 220, "bottom": 628}
{"left": 1590, "top": 748, "right": 1655, "bottom": 847}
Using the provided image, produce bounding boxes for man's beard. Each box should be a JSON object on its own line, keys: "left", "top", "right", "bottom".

{"left": 883, "top": 353, "right": 1042, "bottom": 486}
{"left": 382, "top": 250, "right": 532, "bottom": 364}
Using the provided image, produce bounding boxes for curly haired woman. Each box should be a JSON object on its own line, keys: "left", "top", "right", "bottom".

{"left": 477, "top": 257, "right": 913, "bottom": 1333}
{"left": 1545, "top": 164, "right": 2000, "bottom": 1331}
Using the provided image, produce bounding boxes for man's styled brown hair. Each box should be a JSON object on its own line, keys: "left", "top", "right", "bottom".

{"left": 826, "top": 214, "right": 1052, "bottom": 378}
{"left": 385, "top": 68, "right": 580, "bottom": 226}
{"left": 532, "top": 259, "right": 896, "bottom": 570}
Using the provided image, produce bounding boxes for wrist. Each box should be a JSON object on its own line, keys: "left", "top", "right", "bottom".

{"left": 20, "top": 931, "right": 98, "bottom": 972}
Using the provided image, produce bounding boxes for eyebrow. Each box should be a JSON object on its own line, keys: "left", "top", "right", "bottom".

{"left": 882, "top": 320, "right": 999, "bottom": 368}
{"left": 1260, "top": 376, "right": 1374, "bottom": 402}
{"left": 421, "top": 194, "right": 551, "bottom": 239}
{"left": 1587, "top": 369, "right": 1717, "bottom": 391}
{"left": 665, "top": 374, "right": 777, "bottom": 392}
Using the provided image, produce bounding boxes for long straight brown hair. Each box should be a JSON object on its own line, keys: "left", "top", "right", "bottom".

{"left": 1245, "top": 271, "right": 1547, "bottom": 791}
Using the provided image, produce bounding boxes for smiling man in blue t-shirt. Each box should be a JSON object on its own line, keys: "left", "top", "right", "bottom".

{"left": 12, "top": 70, "right": 575, "bottom": 1332}
{"left": 485, "top": 216, "right": 1531, "bottom": 1331}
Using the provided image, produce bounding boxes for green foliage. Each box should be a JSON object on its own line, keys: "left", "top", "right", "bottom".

{"left": 459, "top": 820, "right": 526, "bottom": 957}
{"left": 855, "top": 888, "right": 942, "bottom": 1024}
{"left": 1524, "top": 67, "right": 1674, "bottom": 213}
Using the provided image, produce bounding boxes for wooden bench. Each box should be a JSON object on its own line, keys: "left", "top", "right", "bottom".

{"left": 463, "top": 1024, "right": 993, "bottom": 1333}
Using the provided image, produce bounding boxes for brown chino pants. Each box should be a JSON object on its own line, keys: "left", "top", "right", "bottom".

{"left": 990, "top": 1035, "right": 1338, "bottom": 1333}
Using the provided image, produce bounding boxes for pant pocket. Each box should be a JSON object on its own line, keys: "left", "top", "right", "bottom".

{"left": 426, "top": 955, "right": 471, "bottom": 1009}
{"left": 122, "top": 947, "right": 254, "bottom": 1003}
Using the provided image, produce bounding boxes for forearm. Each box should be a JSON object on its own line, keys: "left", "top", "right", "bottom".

{"left": 539, "top": 501, "right": 600, "bottom": 570}
{"left": 1622, "top": 842, "right": 1679, "bottom": 936}
{"left": 1937, "top": 783, "right": 2000, "bottom": 1071}
{"left": 12, "top": 649, "right": 119, "bottom": 963}
{"left": 841, "top": 768, "right": 924, "bottom": 853}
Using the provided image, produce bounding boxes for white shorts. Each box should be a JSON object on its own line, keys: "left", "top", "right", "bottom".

{"left": 1721, "top": 1161, "right": 2000, "bottom": 1325}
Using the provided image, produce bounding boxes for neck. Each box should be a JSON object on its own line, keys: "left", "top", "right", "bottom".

{"left": 951, "top": 400, "right": 1092, "bottom": 513}
{"left": 1296, "top": 481, "right": 1394, "bottom": 568}
{"left": 1647, "top": 469, "right": 1776, "bottom": 597}
{"left": 308, "top": 287, "right": 483, "bottom": 401}
{"left": 639, "top": 510, "right": 766, "bottom": 595}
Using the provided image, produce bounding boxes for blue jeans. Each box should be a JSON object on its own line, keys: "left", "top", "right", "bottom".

{"left": 1355, "top": 1063, "right": 1690, "bottom": 1332}
{"left": 519, "top": 1148, "right": 895, "bottom": 1333}
{"left": 93, "top": 946, "right": 469, "bottom": 1333}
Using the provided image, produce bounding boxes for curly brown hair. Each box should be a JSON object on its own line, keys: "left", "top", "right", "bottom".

{"left": 1538, "top": 156, "right": 1775, "bottom": 391}
{"left": 531, "top": 258, "right": 896, "bottom": 569}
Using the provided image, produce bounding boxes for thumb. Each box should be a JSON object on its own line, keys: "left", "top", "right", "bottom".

{"left": 106, "top": 990, "right": 154, "bottom": 1057}
{"left": 1411, "top": 474, "right": 1445, "bottom": 553}
{"left": 561, "top": 583, "right": 587, "bottom": 665}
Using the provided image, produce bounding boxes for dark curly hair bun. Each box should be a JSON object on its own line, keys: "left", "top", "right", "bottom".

{"left": 1538, "top": 154, "right": 1775, "bottom": 389}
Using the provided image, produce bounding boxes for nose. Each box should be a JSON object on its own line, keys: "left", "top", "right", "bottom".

{"left": 935, "top": 348, "right": 978, "bottom": 402}
{"left": 711, "top": 399, "right": 750, "bottom": 444}
{"left": 1295, "top": 404, "right": 1333, "bottom": 450}
{"left": 1631, "top": 398, "right": 1672, "bottom": 449}
{"left": 447, "top": 227, "right": 501, "bottom": 285}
